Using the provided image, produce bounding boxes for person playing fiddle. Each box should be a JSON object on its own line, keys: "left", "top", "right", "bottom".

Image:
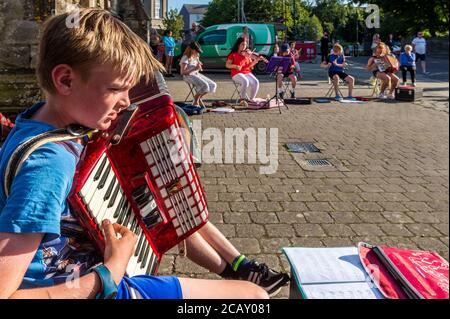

{"left": 225, "top": 38, "right": 265, "bottom": 104}
{"left": 276, "top": 43, "right": 297, "bottom": 99}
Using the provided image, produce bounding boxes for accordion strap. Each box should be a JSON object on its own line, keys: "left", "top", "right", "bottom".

{"left": 3, "top": 124, "right": 94, "bottom": 198}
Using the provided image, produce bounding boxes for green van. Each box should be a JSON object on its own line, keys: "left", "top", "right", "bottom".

{"left": 174, "top": 23, "right": 277, "bottom": 74}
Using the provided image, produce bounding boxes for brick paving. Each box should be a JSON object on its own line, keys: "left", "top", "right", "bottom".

{"left": 158, "top": 57, "right": 449, "bottom": 298}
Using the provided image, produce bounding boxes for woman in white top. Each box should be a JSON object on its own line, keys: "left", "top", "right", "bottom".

{"left": 179, "top": 41, "right": 217, "bottom": 107}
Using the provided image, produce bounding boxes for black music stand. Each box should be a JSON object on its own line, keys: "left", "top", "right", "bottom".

{"left": 265, "top": 56, "right": 292, "bottom": 113}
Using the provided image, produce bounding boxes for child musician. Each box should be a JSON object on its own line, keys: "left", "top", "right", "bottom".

{"left": 0, "top": 8, "right": 288, "bottom": 300}
{"left": 320, "top": 43, "right": 356, "bottom": 101}
{"left": 225, "top": 38, "right": 265, "bottom": 104}
{"left": 366, "top": 42, "right": 399, "bottom": 99}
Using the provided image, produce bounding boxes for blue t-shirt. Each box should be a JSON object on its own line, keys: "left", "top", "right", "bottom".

{"left": 0, "top": 102, "right": 183, "bottom": 299}
{"left": 400, "top": 52, "right": 416, "bottom": 67}
{"left": 162, "top": 36, "right": 175, "bottom": 55}
{"left": 0, "top": 102, "right": 100, "bottom": 288}
{"left": 327, "top": 54, "right": 345, "bottom": 73}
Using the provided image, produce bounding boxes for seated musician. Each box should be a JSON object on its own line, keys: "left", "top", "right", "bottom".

{"left": 179, "top": 41, "right": 217, "bottom": 108}
{"left": 276, "top": 43, "right": 297, "bottom": 99}
{"left": 320, "top": 43, "right": 355, "bottom": 101}
{"left": 0, "top": 8, "right": 289, "bottom": 299}
{"left": 366, "top": 42, "right": 399, "bottom": 99}
{"left": 225, "top": 38, "right": 263, "bottom": 104}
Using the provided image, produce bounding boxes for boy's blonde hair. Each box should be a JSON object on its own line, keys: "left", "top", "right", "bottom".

{"left": 333, "top": 43, "right": 343, "bottom": 55}
{"left": 404, "top": 44, "right": 413, "bottom": 51}
{"left": 36, "top": 8, "right": 164, "bottom": 94}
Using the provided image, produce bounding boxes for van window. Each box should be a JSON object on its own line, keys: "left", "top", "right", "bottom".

{"left": 198, "top": 30, "right": 226, "bottom": 45}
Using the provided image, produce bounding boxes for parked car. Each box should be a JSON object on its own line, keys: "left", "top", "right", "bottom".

{"left": 174, "top": 23, "right": 277, "bottom": 74}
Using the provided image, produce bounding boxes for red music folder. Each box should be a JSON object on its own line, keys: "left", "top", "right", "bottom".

{"left": 283, "top": 243, "right": 449, "bottom": 299}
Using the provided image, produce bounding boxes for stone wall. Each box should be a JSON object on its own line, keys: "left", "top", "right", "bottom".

{"left": 0, "top": 0, "right": 45, "bottom": 113}
{"left": 0, "top": 0, "right": 147, "bottom": 113}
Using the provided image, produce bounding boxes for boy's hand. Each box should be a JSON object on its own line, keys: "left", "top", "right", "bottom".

{"left": 102, "top": 219, "right": 138, "bottom": 285}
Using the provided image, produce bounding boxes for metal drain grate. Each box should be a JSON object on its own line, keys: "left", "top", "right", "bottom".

{"left": 306, "top": 159, "right": 333, "bottom": 167}
{"left": 286, "top": 142, "right": 320, "bottom": 153}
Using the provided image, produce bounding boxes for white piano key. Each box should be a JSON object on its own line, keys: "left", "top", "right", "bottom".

{"left": 201, "top": 211, "right": 208, "bottom": 220}
{"left": 155, "top": 178, "right": 163, "bottom": 188}
{"left": 80, "top": 153, "right": 107, "bottom": 202}
{"left": 92, "top": 177, "right": 118, "bottom": 224}
{"left": 88, "top": 168, "right": 115, "bottom": 216}
{"left": 103, "top": 188, "right": 125, "bottom": 224}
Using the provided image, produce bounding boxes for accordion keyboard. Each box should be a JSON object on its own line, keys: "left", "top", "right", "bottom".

{"left": 79, "top": 153, "right": 158, "bottom": 276}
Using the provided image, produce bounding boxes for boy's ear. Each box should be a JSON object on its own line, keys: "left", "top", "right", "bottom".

{"left": 52, "top": 64, "right": 74, "bottom": 96}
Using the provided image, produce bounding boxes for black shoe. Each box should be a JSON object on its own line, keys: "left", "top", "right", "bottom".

{"left": 278, "top": 91, "right": 284, "bottom": 99}
{"left": 242, "top": 260, "right": 290, "bottom": 297}
{"left": 290, "top": 91, "right": 295, "bottom": 99}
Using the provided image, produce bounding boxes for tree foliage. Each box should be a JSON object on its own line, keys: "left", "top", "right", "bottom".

{"left": 351, "top": 0, "right": 449, "bottom": 37}
{"left": 162, "top": 8, "right": 184, "bottom": 40}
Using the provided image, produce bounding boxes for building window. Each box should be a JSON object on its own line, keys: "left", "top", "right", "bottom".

{"left": 154, "top": 0, "right": 163, "bottom": 19}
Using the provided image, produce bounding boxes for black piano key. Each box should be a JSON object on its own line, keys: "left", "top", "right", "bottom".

{"left": 108, "top": 183, "right": 121, "bottom": 208}
{"left": 113, "top": 196, "right": 126, "bottom": 219}
{"left": 138, "top": 241, "right": 148, "bottom": 263}
{"left": 145, "top": 253, "right": 156, "bottom": 275}
{"left": 130, "top": 217, "right": 138, "bottom": 233}
{"left": 123, "top": 211, "right": 132, "bottom": 228}
{"left": 103, "top": 176, "right": 117, "bottom": 201}
{"left": 135, "top": 233, "right": 144, "bottom": 257}
{"left": 93, "top": 155, "right": 108, "bottom": 181}
{"left": 98, "top": 165, "right": 112, "bottom": 189}
{"left": 141, "top": 244, "right": 150, "bottom": 269}
{"left": 117, "top": 203, "right": 130, "bottom": 225}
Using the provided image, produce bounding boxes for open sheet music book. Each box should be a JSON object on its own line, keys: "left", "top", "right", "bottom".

{"left": 283, "top": 247, "right": 385, "bottom": 299}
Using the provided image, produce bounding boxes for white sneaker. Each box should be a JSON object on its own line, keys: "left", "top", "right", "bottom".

{"left": 402, "top": 82, "right": 406, "bottom": 86}
{"left": 412, "top": 82, "right": 416, "bottom": 87}
{"left": 387, "top": 93, "right": 395, "bottom": 100}
{"left": 378, "top": 93, "right": 387, "bottom": 99}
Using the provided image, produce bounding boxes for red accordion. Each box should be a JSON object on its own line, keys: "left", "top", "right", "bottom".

{"left": 68, "top": 73, "right": 209, "bottom": 276}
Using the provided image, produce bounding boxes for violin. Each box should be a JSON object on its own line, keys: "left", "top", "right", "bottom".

{"left": 242, "top": 49, "right": 269, "bottom": 63}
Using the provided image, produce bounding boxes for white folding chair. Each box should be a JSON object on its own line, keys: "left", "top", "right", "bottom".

{"left": 325, "top": 77, "right": 344, "bottom": 98}
{"left": 184, "top": 82, "right": 205, "bottom": 107}
{"left": 230, "top": 80, "right": 249, "bottom": 105}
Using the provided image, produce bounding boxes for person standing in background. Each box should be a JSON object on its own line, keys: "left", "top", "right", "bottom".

{"left": 320, "top": 32, "right": 330, "bottom": 62}
{"left": 162, "top": 30, "right": 176, "bottom": 77}
{"left": 386, "top": 34, "right": 395, "bottom": 51}
{"left": 412, "top": 31, "right": 429, "bottom": 74}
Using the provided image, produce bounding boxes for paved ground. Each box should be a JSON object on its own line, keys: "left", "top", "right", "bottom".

{"left": 158, "top": 56, "right": 449, "bottom": 299}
